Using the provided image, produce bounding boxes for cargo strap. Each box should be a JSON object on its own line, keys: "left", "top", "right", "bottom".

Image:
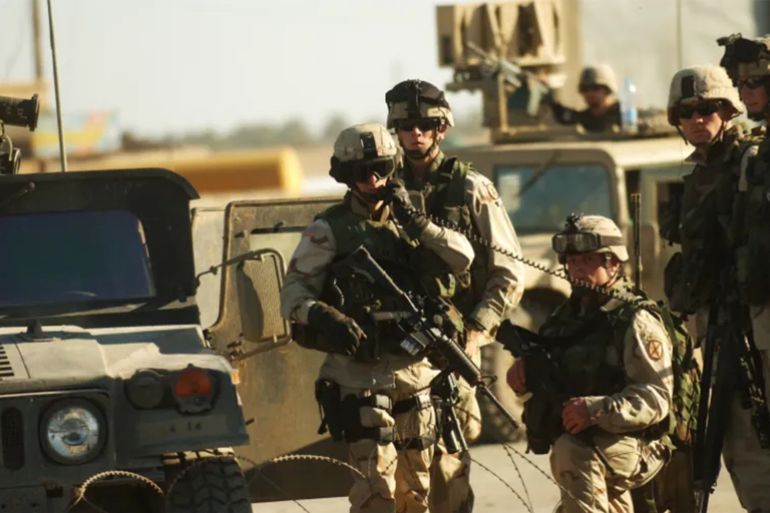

{"left": 393, "top": 433, "right": 438, "bottom": 451}
{"left": 392, "top": 392, "right": 433, "bottom": 415}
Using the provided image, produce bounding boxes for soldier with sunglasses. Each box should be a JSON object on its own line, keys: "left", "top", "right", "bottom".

{"left": 713, "top": 35, "right": 770, "bottom": 512}
{"left": 384, "top": 79, "right": 525, "bottom": 513}
{"left": 280, "top": 123, "right": 476, "bottom": 513}
{"left": 548, "top": 64, "right": 622, "bottom": 133}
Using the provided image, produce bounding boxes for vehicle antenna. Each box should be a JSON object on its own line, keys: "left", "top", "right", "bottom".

{"left": 45, "top": 0, "right": 67, "bottom": 172}
{"left": 632, "top": 192, "right": 642, "bottom": 292}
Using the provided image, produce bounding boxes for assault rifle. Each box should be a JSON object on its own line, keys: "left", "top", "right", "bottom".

{"left": 694, "top": 269, "right": 770, "bottom": 513}
{"left": 332, "top": 245, "right": 520, "bottom": 452}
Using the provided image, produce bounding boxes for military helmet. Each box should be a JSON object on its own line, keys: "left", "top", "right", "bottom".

{"left": 329, "top": 123, "right": 398, "bottom": 185}
{"left": 578, "top": 64, "right": 618, "bottom": 94}
{"left": 666, "top": 65, "right": 743, "bottom": 125}
{"left": 385, "top": 79, "right": 455, "bottom": 129}
{"left": 552, "top": 213, "right": 629, "bottom": 263}
{"left": 718, "top": 33, "right": 770, "bottom": 82}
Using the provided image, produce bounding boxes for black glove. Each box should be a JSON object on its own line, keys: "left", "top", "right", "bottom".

{"left": 386, "top": 179, "right": 429, "bottom": 239}
{"left": 307, "top": 302, "right": 365, "bottom": 356}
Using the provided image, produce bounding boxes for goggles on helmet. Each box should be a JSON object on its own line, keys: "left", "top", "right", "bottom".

{"left": 349, "top": 157, "right": 396, "bottom": 183}
{"left": 552, "top": 231, "right": 624, "bottom": 255}
{"left": 737, "top": 76, "right": 766, "bottom": 89}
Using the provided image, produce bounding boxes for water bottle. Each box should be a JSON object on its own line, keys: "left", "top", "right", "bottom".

{"left": 620, "top": 77, "right": 638, "bottom": 134}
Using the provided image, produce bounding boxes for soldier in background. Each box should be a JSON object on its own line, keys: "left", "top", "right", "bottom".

{"left": 384, "top": 79, "right": 525, "bottom": 513}
{"left": 547, "top": 64, "right": 622, "bottom": 133}
{"left": 508, "top": 214, "right": 673, "bottom": 513}
{"left": 280, "top": 123, "right": 475, "bottom": 513}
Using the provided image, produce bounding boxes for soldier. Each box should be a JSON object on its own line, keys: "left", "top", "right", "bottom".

{"left": 548, "top": 64, "right": 622, "bottom": 133}
{"left": 665, "top": 62, "right": 770, "bottom": 513}
{"left": 508, "top": 214, "right": 674, "bottom": 513}
{"left": 384, "top": 79, "right": 525, "bottom": 513}
{"left": 280, "top": 123, "right": 475, "bottom": 513}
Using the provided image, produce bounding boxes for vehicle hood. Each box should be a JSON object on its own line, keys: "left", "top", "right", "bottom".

{"left": 0, "top": 324, "right": 229, "bottom": 394}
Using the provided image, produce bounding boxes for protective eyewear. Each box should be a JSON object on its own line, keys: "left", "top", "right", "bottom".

{"left": 396, "top": 119, "right": 440, "bottom": 132}
{"left": 552, "top": 231, "right": 624, "bottom": 254}
{"left": 351, "top": 157, "right": 395, "bottom": 183}
{"left": 578, "top": 84, "right": 607, "bottom": 94}
{"left": 677, "top": 101, "right": 722, "bottom": 120}
{"left": 737, "top": 76, "right": 765, "bottom": 90}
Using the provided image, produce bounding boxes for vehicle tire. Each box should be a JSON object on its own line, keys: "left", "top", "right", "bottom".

{"left": 478, "top": 295, "right": 554, "bottom": 443}
{"left": 164, "top": 449, "right": 250, "bottom": 513}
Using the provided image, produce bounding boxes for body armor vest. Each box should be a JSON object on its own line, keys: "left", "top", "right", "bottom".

{"left": 317, "top": 195, "right": 417, "bottom": 361}
{"left": 734, "top": 130, "right": 770, "bottom": 304}
{"left": 404, "top": 156, "right": 491, "bottom": 318}
{"left": 665, "top": 128, "right": 752, "bottom": 312}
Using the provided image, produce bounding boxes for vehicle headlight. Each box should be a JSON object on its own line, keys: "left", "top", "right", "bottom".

{"left": 41, "top": 399, "right": 105, "bottom": 464}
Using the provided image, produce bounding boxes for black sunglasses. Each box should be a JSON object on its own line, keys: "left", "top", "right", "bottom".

{"left": 737, "top": 76, "right": 765, "bottom": 90}
{"left": 396, "top": 119, "right": 440, "bottom": 132}
{"left": 351, "top": 158, "right": 395, "bottom": 183}
{"left": 677, "top": 101, "right": 723, "bottom": 119}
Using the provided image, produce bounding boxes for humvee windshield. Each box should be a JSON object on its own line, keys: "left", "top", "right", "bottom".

{"left": 0, "top": 210, "right": 155, "bottom": 308}
{"left": 495, "top": 164, "right": 612, "bottom": 233}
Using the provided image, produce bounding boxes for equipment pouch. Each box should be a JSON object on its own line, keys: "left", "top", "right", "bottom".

{"left": 314, "top": 379, "right": 344, "bottom": 441}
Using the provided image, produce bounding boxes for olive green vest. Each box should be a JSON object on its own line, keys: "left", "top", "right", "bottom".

{"left": 665, "top": 128, "right": 755, "bottom": 312}
{"left": 316, "top": 195, "right": 415, "bottom": 361}
{"left": 733, "top": 130, "right": 770, "bottom": 304}
{"left": 403, "top": 155, "right": 491, "bottom": 318}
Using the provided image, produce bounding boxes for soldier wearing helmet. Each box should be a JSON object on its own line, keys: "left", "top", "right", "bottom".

{"left": 385, "top": 79, "right": 525, "bottom": 513}
{"left": 548, "top": 64, "right": 622, "bottom": 133}
{"left": 280, "top": 123, "right": 475, "bottom": 513}
{"left": 715, "top": 35, "right": 770, "bottom": 512}
{"left": 508, "top": 214, "right": 674, "bottom": 513}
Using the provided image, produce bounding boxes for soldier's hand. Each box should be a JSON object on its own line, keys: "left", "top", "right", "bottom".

{"left": 562, "top": 397, "right": 591, "bottom": 434}
{"left": 507, "top": 359, "right": 527, "bottom": 395}
{"left": 386, "top": 179, "right": 429, "bottom": 239}
{"left": 307, "top": 302, "right": 365, "bottom": 356}
{"left": 464, "top": 328, "right": 486, "bottom": 359}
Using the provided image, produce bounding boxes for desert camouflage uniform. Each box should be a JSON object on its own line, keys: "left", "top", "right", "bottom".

{"left": 399, "top": 150, "right": 525, "bottom": 513}
{"left": 549, "top": 286, "right": 674, "bottom": 513}
{"left": 280, "top": 191, "right": 474, "bottom": 513}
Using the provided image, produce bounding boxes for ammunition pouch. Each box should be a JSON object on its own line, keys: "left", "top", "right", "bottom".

{"left": 664, "top": 251, "right": 712, "bottom": 313}
{"left": 314, "top": 379, "right": 395, "bottom": 444}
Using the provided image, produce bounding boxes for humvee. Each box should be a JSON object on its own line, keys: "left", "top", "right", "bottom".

{"left": 0, "top": 169, "right": 251, "bottom": 513}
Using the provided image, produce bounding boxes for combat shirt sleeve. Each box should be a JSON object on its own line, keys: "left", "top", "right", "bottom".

{"left": 279, "top": 219, "right": 336, "bottom": 324}
{"left": 465, "top": 171, "right": 525, "bottom": 331}
{"left": 417, "top": 222, "right": 474, "bottom": 275}
{"left": 583, "top": 309, "right": 674, "bottom": 433}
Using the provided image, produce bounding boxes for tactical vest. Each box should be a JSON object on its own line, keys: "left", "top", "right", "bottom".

{"left": 665, "top": 128, "right": 754, "bottom": 312}
{"left": 317, "top": 195, "right": 417, "bottom": 361}
{"left": 406, "top": 156, "right": 491, "bottom": 318}
{"left": 523, "top": 284, "right": 696, "bottom": 453}
{"left": 733, "top": 130, "right": 770, "bottom": 305}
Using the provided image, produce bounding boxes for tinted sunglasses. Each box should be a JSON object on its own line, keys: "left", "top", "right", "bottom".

{"left": 396, "top": 119, "right": 440, "bottom": 132}
{"left": 677, "top": 101, "right": 723, "bottom": 119}
{"left": 351, "top": 158, "right": 395, "bottom": 183}
{"left": 737, "top": 77, "right": 765, "bottom": 90}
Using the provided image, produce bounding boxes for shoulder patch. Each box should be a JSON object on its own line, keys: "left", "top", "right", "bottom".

{"left": 645, "top": 338, "right": 663, "bottom": 361}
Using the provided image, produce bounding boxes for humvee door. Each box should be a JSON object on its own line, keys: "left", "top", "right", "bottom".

{"left": 201, "top": 196, "right": 352, "bottom": 501}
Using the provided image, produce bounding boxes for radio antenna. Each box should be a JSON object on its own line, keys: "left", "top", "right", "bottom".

{"left": 45, "top": 0, "right": 67, "bottom": 172}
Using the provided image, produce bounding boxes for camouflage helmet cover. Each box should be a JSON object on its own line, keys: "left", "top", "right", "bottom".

{"left": 666, "top": 65, "right": 743, "bottom": 125}
{"left": 385, "top": 79, "right": 455, "bottom": 129}
{"left": 718, "top": 33, "right": 770, "bottom": 82}
{"left": 329, "top": 123, "right": 398, "bottom": 185}
{"left": 579, "top": 64, "right": 618, "bottom": 94}
{"left": 554, "top": 214, "right": 629, "bottom": 263}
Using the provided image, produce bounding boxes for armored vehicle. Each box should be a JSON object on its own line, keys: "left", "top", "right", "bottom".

{"left": 0, "top": 169, "right": 250, "bottom": 513}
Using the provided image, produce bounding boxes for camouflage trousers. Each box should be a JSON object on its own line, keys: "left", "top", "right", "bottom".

{"left": 550, "top": 431, "right": 670, "bottom": 513}
{"left": 723, "top": 348, "right": 770, "bottom": 513}
{"left": 342, "top": 363, "right": 437, "bottom": 513}
{"left": 429, "top": 351, "right": 482, "bottom": 513}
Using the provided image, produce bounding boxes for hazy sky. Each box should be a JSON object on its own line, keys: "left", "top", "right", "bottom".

{"left": 0, "top": 0, "right": 762, "bottom": 137}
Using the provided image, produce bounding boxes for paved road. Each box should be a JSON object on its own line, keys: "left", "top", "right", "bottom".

{"left": 253, "top": 443, "right": 743, "bottom": 512}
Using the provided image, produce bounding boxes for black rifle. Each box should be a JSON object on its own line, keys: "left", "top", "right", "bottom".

{"left": 693, "top": 270, "right": 770, "bottom": 513}
{"left": 333, "top": 245, "right": 520, "bottom": 452}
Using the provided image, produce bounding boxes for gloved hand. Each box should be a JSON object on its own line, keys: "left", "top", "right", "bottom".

{"left": 307, "top": 301, "right": 365, "bottom": 356}
{"left": 386, "top": 179, "right": 429, "bottom": 239}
